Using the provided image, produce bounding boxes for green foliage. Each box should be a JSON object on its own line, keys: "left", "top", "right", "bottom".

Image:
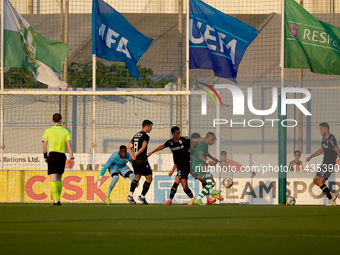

{"left": 4, "top": 61, "right": 172, "bottom": 89}
{"left": 67, "top": 61, "right": 173, "bottom": 88}
{"left": 4, "top": 68, "right": 45, "bottom": 89}
{"left": 67, "top": 62, "right": 92, "bottom": 88}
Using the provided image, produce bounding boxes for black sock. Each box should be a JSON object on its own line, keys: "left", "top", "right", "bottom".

{"left": 184, "top": 188, "right": 193, "bottom": 199}
{"left": 141, "top": 181, "right": 151, "bottom": 196}
{"left": 130, "top": 180, "right": 138, "bottom": 193}
{"left": 169, "top": 183, "right": 179, "bottom": 199}
{"left": 320, "top": 184, "right": 333, "bottom": 200}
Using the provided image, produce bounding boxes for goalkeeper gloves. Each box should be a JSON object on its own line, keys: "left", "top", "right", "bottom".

{"left": 97, "top": 176, "right": 103, "bottom": 189}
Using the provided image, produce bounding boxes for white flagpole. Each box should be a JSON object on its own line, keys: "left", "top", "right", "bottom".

{"left": 216, "top": 91, "right": 221, "bottom": 204}
{"left": 186, "top": 0, "right": 190, "bottom": 91}
{"left": 186, "top": 0, "right": 190, "bottom": 136}
{"left": 92, "top": 54, "right": 96, "bottom": 169}
{"left": 1, "top": 0, "right": 5, "bottom": 171}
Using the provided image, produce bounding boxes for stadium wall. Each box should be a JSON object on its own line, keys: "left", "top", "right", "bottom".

{"left": 1, "top": 169, "right": 338, "bottom": 205}
{"left": 1, "top": 153, "right": 339, "bottom": 205}
{"left": 0, "top": 152, "right": 335, "bottom": 171}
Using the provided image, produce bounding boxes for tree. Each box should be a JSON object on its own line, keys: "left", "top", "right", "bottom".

{"left": 67, "top": 61, "right": 172, "bottom": 89}
{"left": 4, "top": 61, "right": 172, "bottom": 89}
{"left": 4, "top": 67, "right": 44, "bottom": 89}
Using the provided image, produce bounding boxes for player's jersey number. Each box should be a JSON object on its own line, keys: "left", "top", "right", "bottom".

{"left": 133, "top": 141, "right": 139, "bottom": 153}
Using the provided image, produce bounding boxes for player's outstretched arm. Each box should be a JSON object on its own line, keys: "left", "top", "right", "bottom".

{"left": 198, "top": 151, "right": 216, "bottom": 166}
{"left": 206, "top": 152, "right": 221, "bottom": 164}
{"left": 148, "top": 145, "right": 165, "bottom": 157}
{"left": 97, "top": 165, "right": 109, "bottom": 189}
{"left": 306, "top": 147, "right": 324, "bottom": 162}
{"left": 98, "top": 154, "right": 116, "bottom": 189}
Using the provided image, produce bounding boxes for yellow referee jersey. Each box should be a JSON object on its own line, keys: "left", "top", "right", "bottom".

{"left": 42, "top": 126, "right": 71, "bottom": 153}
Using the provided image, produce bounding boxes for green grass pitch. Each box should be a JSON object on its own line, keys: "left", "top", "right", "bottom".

{"left": 0, "top": 204, "right": 339, "bottom": 255}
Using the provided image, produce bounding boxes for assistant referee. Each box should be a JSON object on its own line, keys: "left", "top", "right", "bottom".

{"left": 42, "top": 113, "right": 74, "bottom": 206}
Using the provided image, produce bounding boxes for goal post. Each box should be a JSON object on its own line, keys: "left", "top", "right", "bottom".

{"left": 278, "top": 94, "right": 287, "bottom": 205}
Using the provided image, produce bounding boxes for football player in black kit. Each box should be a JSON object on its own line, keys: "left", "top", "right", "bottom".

{"left": 148, "top": 126, "right": 198, "bottom": 205}
{"left": 306, "top": 122, "right": 340, "bottom": 206}
{"left": 127, "top": 120, "right": 153, "bottom": 205}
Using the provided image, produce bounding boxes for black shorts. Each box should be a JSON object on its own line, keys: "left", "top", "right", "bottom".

{"left": 132, "top": 160, "right": 152, "bottom": 176}
{"left": 177, "top": 163, "right": 190, "bottom": 180}
{"left": 190, "top": 167, "right": 200, "bottom": 179}
{"left": 315, "top": 162, "right": 336, "bottom": 180}
{"left": 47, "top": 152, "right": 66, "bottom": 175}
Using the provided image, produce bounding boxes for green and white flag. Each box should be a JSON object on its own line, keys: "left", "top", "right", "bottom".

{"left": 3, "top": 0, "right": 70, "bottom": 89}
{"left": 285, "top": 0, "right": 340, "bottom": 75}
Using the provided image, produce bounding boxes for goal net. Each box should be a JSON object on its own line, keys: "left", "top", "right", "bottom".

{"left": 0, "top": 91, "right": 231, "bottom": 204}
{"left": 2, "top": 0, "right": 340, "bottom": 205}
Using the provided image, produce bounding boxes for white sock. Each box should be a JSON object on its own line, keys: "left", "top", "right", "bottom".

{"left": 129, "top": 192, "right": 133, "bottom": 197}
{"left": 141, "top": 195, "right": 145, "bottom": 199}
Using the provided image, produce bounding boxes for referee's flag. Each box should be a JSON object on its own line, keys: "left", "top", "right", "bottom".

{"left": 285, "top": 0, "right": 340, "bottom": 75}
{"left": 189, "top": 0, "right": 259, "bottom": 83}
{"left": 92, "top": 0, "right": 153, "bottom": 80}
{"left": 2, "top": 0, "right": 70, "bottom": 89}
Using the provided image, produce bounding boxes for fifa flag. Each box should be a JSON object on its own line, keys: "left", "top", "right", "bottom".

{"left": 3, "top": 0, "right": 70, "bottom": 89}
{"left": 189, "top": 0, "right": 259, "bottom": 83}
{"left": 285, "top": 0, "right": 340, "bottom": 75}
{"left": 92, "top": 0, "right": 153, "bottom": 80}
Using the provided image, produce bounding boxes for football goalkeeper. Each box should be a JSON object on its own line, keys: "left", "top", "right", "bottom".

{"left": 97, "top": 145, "right": 135, "bottom": 204}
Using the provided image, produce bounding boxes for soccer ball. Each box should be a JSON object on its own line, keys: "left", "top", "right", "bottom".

{"left": 222, "top": 178, "right": 233, "bottom": 188}
{"left": 286, "top": 196, "right": 296, "bottom": 205}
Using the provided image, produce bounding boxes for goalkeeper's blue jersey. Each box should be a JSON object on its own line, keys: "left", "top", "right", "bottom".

{"left": 100, "top": 152, "right": 132, "bottom": 176}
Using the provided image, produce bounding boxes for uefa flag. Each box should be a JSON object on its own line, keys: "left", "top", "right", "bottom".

{"left": 2, "top": 0, "right": 70, "bottom": 89}
{"left": 189, "top": 0, "right": 259, "bottom": 83}
{"left": 92, "top": 0, "right": 153, "bottom": 80}
{"left": 285, "top": 0, "right": 340, "bottom": 75}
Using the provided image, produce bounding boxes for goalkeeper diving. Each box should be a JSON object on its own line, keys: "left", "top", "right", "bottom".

{"left": 97, "top": 145, "right": 135, "bottom": 204}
